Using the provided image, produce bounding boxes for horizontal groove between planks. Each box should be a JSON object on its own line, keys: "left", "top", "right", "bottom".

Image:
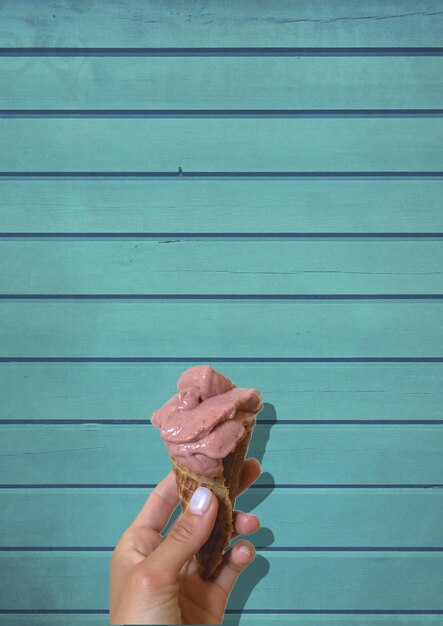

{"left": 1, "top": 609, "right": 443, "bottom": 615}
{"left": 2, "top": 232, "right": 443, "bottom": 238}
{"left": 1, "top": 110, "right": 443, "bottom": 118}
{"left": 2, "top": 420, "right": 443, "bottom": 425}
{"left": 1, "top": 609, "right": 442, "bottom": 615}
{"left": 1, "top": 172, "right": 443, "bottom": 178}
{"left": 1, "top": 47, "right": 443, "bottom": 56}
{"left": 0, "top": 547, "right": 442, "bottom": 552}
{"left": 0, "top": 295, "right": 442, "bottom": 300}
{"left": 1, "top": 358, "right": 442, "bottom": 363}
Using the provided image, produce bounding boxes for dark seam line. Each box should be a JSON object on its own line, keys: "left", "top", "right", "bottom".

{"left": 248, "top": 546, "right": 443, "bottom": 551}
{"left": 1, "top": 484, "right": 442, "bottom": 489}
{"left": 0, "top": 295, "right": 442, "bottom": 301}
{"left": 0, "top": 610, "right": 110, "bottom": 614}
{"left": 0, "top": 546, "right": 442, "bottom": 552}
{"left": 1, "top": 47, "right": 443, "bottom": 56}
{"left": 236, "top": 546, "right": 443, "bottom": 552}
{"left": 0, "top": 358, "right": 442, "bottom": 363}
{"left": 1, "top": 109, "right": 443, "bottom": 118}
{"left": 253, "top": 420, "right": 443, "bottom": 425}
{"left": 0, "top": 233, "right": 442, "bottom": 239}
{"left": 1, "top": 420, "right": 442, "bottom": 426}
{"left": 1, "top": 172, "right": 443, "bottom": 178}
{"left": 1, "top": 609, "right": 443, "bottom": 615}
{"left": 227, "top": 610, "right": 443, "bottom": 614}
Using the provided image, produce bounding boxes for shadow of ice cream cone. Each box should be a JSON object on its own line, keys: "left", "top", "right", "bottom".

{"left": 223, "top": 402, "right": 277, "bottom": 623}
{"left": 224, "top": 553, "right": 271, "bottom": 626}
{"left": 248, "top": 402, "right": 277, "bottom": 465}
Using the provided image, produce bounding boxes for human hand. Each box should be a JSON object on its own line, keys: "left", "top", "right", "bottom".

{"left": 109, "top": 458, "right": 261, "bottom": 624}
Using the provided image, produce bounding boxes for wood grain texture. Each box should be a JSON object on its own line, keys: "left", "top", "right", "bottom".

{"left": 1, "top": 179, "right": 443, "bottom": 233}
{"left": 2, "top": 362, "right": 441, "bottom": 422}
{"left": 0, "top": 238, "right": 441, "bottom": 294}
{"left": 1, "top": 0, "right": 442, "bottom": 47}
{"left": 1, "top": 552, "right": 442, "bottom": 610}
{"left": 1, "top": 424, "right": 442, "bottom": 485}
{"left": 2, "top": 56, "right": 443, "bottom": 109}
{"left": 2, "top": 118, "right": 443, "bottom": 172}
{"left": 1, "top": 488, "right": 442, "bottom": 547}
{"left": 0, "top": 300, "right": 441, "bottom": 357}
{"left": 2, "top": 0, "right": 442, "bottom": 620}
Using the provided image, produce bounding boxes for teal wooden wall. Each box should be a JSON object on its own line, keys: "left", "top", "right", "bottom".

{"left": 1, "top": 1, "right": 442, "bottom": 624}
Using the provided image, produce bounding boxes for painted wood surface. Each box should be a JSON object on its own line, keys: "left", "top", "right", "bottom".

{"left": 2, "top": 56, "right": 443, "bottom": 109}
{"left": 1, "top": 552, "right": 443, "bottom": 611}
{"left": 2, "top": 117, "right": 443, "bottom": 172}
{"left": 0, "top": 300, "right": 441, "bottom": 357}
{"left": 0, "top": 238, "right": 442, "bottom": 294}
{"left": 0, "top": 178, "right": 443, "bottom": 233}
{"left": 2, "top": 488, "right": 442, "bottom": 548}
{"left": 1, "top": 424, "right": 442, "bottom": 485}
{"left": 1, "top": 0, "right": 442, "bottom": 47}
{"left": 2, "top": 363, "right": 441, "bottom": 422}
{"left": 1, "top": 0, "right": 441, "bottom": 622}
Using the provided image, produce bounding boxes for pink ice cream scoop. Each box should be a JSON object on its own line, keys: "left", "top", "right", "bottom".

{"left": 151, "top": 365, "right": 263, "bottom": 477}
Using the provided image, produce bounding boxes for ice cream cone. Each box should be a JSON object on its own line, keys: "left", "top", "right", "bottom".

{"left": 151, "top": 365, "right": 262, "bottom": 580}
{"left": 171, "top": 427, "right": 252, "bottom": 580}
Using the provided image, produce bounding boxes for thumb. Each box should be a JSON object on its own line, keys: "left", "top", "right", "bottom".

{"left": 146, "top": 486, "right": 218, "bottom": 580}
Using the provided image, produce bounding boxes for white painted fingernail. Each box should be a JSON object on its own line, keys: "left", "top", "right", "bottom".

{"left": 238, "top": 545, "right": 251, "bottom": 557}
{"left": 189, "top": 486, "right": 212, "bottom": 515}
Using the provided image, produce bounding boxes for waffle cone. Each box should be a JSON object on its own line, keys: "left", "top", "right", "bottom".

{"left": 171, "top": 427, "right": 252, "bottom": 580}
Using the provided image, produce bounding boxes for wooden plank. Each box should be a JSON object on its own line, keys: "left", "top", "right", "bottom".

{"left": 1, "top": 425, "right": 442, "bottom": 485}
{"left": 1, "top": 0, "right": 442, "bottom": 47}
{"left": 1, "top": 488, "right": 442, "bottom": 547}
{"left": 0, "top": 552, "right": 442, "bottom": 610}
{"left": 1, "top": 362, "right": 441, "bottom": 422}
{"left": 1, "top": 118, "right": 442, "bottom": 172}
{"left": 2, "top": 56, "right": 443, "bottom": 109}
{"left": 0, "top": 300, "right": 441, "bottom": 357}
{"left": 2, "top": 617, "right": 443, "bottom": 626}
{"left": 1, "top": 238, "right": 442, "bottom": 295}
{"left": 1, "top": 179, "right": 443, "bottom": 233}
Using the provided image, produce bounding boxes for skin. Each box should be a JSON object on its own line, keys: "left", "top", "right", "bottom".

{"left": 109, "top": 457, "right": 261, "bottom": 624}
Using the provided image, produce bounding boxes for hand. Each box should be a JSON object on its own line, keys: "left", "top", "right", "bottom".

{"left": 109, "top": 458, "right": 261, "bottom": 624}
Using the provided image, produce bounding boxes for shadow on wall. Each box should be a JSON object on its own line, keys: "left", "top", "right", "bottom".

{"left": 226, "top": 402, "right": 277, "bottom": 625}
{"left": 163, "top": 402, "right": 277, "bottom": 624}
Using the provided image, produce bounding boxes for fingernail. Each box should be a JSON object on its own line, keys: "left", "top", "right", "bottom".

{"left": 189, "top": 486, "right": 212, "bottom": 515}
{"left": 238, "top": 545, "right": 251, "bottom": 557}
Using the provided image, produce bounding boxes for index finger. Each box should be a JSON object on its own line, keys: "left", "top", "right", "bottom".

{"left": 130, "top": 470, "right": 179, "bottom": 533}
{"left": 130, "top": 458, "right": 260, "bottom": 533}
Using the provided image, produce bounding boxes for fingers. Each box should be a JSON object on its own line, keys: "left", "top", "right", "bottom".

{"left": 214, "top": 540, "right": 256, "bottom": 597}
{"left": 237, "top": 458, "right": 261, "bottom": 497}
{"left": 130, "top": 471, "right": 179, "bottom": 533}
{"left": 231, "top": 511, "right": 260, "bottom": 539}
{"left": 129, "top": 458, "right": 260, "bottom": 534}
{"left": 216, "top": 459, "right": 260, "bottom": 593}
{"left": 144, "top": 486, "right": 219, "bottom": 581}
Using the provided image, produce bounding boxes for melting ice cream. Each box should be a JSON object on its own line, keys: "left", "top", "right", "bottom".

{"left": 151, "top": 365, "right": 263, "bottom": 477}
